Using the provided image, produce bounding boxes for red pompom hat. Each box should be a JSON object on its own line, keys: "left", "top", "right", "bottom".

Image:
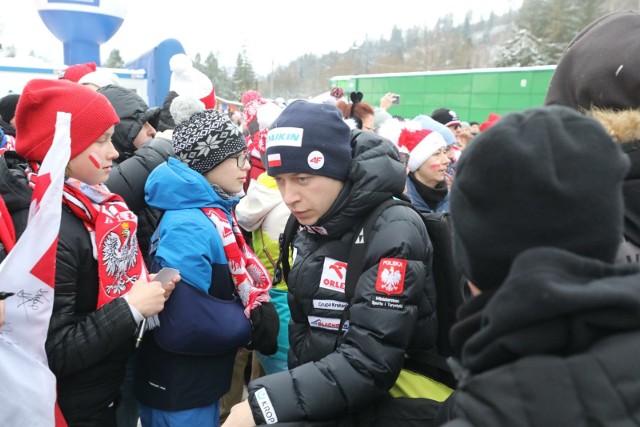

{"left": 59, "top": 62, "right": 97, "bottom": 83}
{"left": 15, "top": 79, "right": 120, "bottom": 162}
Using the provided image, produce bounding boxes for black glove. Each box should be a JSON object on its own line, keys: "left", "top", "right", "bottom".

{"left": 247, "top": 302, "right": 279, "bottom": 355}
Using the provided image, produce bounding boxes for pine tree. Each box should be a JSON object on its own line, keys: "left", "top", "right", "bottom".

{"left": 103, "top": 49, "right": 124, "bottom": 68}
{"left": 232, "top": 49, "right": 257, "bottom": 99}
{"left": 495, "top": 29, "right": 549, "bottom": 67}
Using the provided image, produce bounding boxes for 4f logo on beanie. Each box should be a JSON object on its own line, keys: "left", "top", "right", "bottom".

{"left": 308, "top": 151, "right": 324, "bottom": 169}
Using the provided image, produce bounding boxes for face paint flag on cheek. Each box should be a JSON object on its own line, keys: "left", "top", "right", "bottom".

{"left": 89, "top": 152, "right": 102, "bottom": 169}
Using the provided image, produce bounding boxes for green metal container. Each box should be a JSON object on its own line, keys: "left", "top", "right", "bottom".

{"left": 330, "top": 65, "right": 556, "bottom": 123}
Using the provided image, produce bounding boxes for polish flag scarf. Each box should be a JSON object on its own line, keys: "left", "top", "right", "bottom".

{"left": 201, "top": 207, "right": 271, "bottom": 317}
{"left": 29, "top": 168, "right": 149, "bottom": 309}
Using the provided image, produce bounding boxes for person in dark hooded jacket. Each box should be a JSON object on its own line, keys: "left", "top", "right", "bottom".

{"left": 545, "top": 10, "right": 640, "bottom": 266}
{"left": 224, "top": 100, "right": 448, "bottom": 426}
{"left": 96, "top": 84, "right": 176, "bottom": 427}
{"left": 98, "top": 84, "right": 175, "bottom": 262}
{"left": 437, "top": 106, "right": 640, "bottom": 427}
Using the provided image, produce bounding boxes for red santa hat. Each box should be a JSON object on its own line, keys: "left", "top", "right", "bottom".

{"left": 378, "top": 118, "right": 445, "bottom": 170}
{"left": 397, "top": 127, "right": 447, "bottom": 172}
{"left": 169, "top": 54, "right": 216, "bottom": 109}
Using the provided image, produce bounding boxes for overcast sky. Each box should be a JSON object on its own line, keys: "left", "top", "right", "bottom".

{"left": 2, "top": 0, "right": 522, "bottom": 76}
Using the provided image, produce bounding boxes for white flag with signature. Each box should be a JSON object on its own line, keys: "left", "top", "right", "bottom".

{"left": 0, "top": 112, "right": 71, "bottom": 426}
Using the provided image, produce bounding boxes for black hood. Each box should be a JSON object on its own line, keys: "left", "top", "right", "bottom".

{"left": 97, "top": 85, "right": 160, "bottom": 161}
{"left": 545, "top": 10, "right": 640, "bottom": 111}
{"left": 314, "top": 129, "right": 407, "bottom": 236}
{"left": 0, "top": 152, "right": 32, "bottom": 230}
{"left": 461, "top": 247, "right": 640, "bottom": 374}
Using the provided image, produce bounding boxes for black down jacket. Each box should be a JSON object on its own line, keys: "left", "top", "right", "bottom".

{"left": 440, "top": 248, "right": 640, "bottom": 427}
{"left": 99, "top": 84, "right": 175, "bottom": 261}
{"left": 0, "top": 153, "right": 139, "bottom": 424}
{"left": 246, "top": 131, "right": 438, "bottom": 424}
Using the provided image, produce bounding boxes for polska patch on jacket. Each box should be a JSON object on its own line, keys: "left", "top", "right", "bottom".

{"left": 375, "top": 258, "right": 406, "bottom": 295}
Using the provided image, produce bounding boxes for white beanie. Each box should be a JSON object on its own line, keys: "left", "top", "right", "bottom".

{"left": 169, "top": 54, "right": 216, "bottom": 109}
{"left": 78, "top": 70, "right": 120, "bottom": 88}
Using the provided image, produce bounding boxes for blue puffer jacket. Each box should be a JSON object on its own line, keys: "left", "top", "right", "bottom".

{"left": 134, "top": 157, "right": 239, "bottom": 411}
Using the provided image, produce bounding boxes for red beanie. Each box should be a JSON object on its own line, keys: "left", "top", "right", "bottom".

{"left": 15, "top": 79, "right": 120, "bottom": 162}
{"left": 60, "top": 62, "right": 97, "bottom": 83}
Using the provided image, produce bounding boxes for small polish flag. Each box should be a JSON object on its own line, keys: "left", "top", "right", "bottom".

{"left": 268, "top": 153, "right": 282, "bottom": 167}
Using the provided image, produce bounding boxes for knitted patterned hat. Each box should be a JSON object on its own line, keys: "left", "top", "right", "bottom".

{"left": 59, "top": 62, "right": 97, "bottom": 83}
{"left": 241, "top": 90, "right": 267, "bottom": 132}
{"left": 169, "top": 54, "right": 216, "bottom": 109}
{"left": 172, "top": 109, "right": 246, "bottom": 174}
{"left": 15, "top": 79, "right": 120, "bottom": 162}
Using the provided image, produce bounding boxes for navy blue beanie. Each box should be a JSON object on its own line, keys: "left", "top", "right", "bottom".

{"left": 265, "top": 100, "right": 352, "bottom": 180}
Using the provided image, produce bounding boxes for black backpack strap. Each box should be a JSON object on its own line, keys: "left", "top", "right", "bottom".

{"left": 344, "top": 198, "right": 400, "bottom": 302}
{"left": 273, "top": 213, "right": 299, "bottom": 285}
{"left": 336, "top": 198, "right": 401, "bottom": 345}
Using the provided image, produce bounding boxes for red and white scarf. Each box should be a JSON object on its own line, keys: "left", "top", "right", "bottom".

{"left": 201, "top": 207, "right": 271, "bottom": 317}
{"left": 61, "top": 179, "right": 148, "bottom": 308}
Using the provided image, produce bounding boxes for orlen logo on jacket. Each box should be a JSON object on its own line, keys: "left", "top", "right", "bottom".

{"left": 319, "top": 258, "right": 347, "bottom": 293}
{"left": 375, "top": 258, "right": 407, "bottom": 295}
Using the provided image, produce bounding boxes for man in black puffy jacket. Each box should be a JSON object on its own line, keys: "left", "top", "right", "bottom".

{"left": 224, "top": 100, "right": 449, "bottom": 426}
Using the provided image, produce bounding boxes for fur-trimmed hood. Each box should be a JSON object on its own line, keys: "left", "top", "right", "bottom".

{"left": 587, "top": 108, "right": 640, "bottom": 145}
{"left": 586, "top": 108, "right": 640, "bottom": 248}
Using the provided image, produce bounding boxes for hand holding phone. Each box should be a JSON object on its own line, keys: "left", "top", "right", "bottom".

{"left": 151, "top": 267, "right": 180, "bottom": 287}
{"left": 136, "top": 267, "right": 180, "bottom": 349}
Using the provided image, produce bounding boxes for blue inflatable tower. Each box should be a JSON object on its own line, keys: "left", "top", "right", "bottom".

{"left": 35, "top": 0, "right": 127, "bottom": 66}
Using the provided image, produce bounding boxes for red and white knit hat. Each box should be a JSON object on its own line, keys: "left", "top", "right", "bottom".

{"left": 169, "top": 54, "right": 216, "bottom": 109}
